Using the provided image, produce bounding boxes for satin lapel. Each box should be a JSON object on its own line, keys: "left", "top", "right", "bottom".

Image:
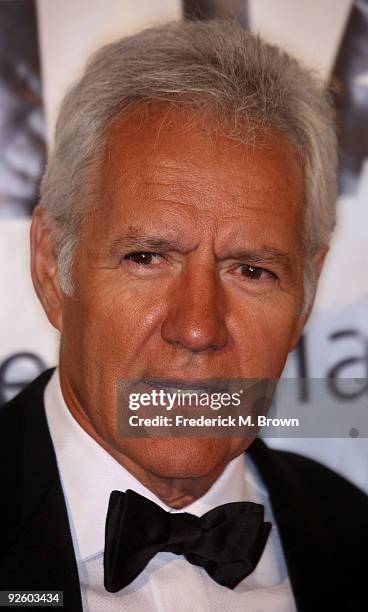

{"left": 247, "top": 438, "right": 340, "bottom": 612}
{"left": 0, "top": 370, "right": 83, "bottom": 612}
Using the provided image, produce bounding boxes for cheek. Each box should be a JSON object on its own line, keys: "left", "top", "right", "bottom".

{"left": 67, "top": 278, "right": 169, "bottom": 375}
{"left": 228, "top": 295, "right": 301, "bottom": 376}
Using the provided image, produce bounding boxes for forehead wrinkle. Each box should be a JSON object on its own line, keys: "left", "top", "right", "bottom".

{"left": 102, "top": 110, "right": 305, "bottom": 258}
{"left": 134, "top": 161, "right": 301, "bottom": 219}
{"left": 111, "top": 129, "right": 303, "bottom": 218}
{"left": 138, "top": 172, "right": 252, "bottom": 216}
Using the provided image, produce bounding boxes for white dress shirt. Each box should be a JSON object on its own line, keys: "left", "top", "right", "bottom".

{"left": 44, "top": 369, "right": 296, "bottom": 612}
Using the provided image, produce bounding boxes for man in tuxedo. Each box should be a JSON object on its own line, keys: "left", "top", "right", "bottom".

{"left": 0, "top": 20, "right": 367, "bottom": 612}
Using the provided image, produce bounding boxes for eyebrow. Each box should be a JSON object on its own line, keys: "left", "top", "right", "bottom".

{"left": 107, "top": 234, "right": 292, "bottom": 272}
{"left": 107, "top": 234, "right": 189, "bottom": 256}
{"left": 226, "top": 248, "right": 292, "bottom": 272}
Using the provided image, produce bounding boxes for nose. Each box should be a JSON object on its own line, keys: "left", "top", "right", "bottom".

{"left": 161, "top": 261, "right": 229, "bottom": 352}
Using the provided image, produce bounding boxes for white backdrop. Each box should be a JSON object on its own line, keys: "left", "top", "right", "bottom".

{"left": 1, "top": 0, "right": 367, "bottom": 491}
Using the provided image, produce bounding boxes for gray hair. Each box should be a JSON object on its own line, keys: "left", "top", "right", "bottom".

{"left": 40, "top": 19, "right": 338, "bottom": 304}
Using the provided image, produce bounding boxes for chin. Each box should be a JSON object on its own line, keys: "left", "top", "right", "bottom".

{"left": 124, "top": 437, "right": 241, "bottom": 479}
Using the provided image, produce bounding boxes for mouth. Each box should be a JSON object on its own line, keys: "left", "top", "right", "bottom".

{"left": 141, "top": 378, "right": 230, "bottom": 394}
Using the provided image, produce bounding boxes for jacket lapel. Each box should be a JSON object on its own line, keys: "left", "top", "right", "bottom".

{"left": 248, "top": 438, "right": 344, "bottom": 611}
{"left": 0, "top": 369, "right": 83, "bottom": 612}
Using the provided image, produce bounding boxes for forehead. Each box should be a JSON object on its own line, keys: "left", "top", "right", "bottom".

{"left": 98, "top": 104, "right": 304, "bottom": 236}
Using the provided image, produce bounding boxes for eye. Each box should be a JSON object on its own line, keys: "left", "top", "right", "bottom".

{"left": 239, "top": 264, "right": 276, "bottom": 281}
{"left": 123, "top": 251, "right": 162, "bottom": 266}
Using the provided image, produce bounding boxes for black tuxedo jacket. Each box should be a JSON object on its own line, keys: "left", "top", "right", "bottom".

{"left": 0, "top": 370, "right": 367, "bottom": 611}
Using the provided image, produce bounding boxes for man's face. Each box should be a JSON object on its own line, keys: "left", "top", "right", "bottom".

{"left": 40, "top": 106, "right": 310, "bottom": 482}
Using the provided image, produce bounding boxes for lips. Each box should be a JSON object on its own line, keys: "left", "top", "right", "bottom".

{"left": 142, "top": 378, "right": 230, "bottom": 394}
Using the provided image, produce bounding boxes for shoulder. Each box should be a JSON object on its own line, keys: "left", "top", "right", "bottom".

{"left": 0, "top": 369, "right": 57, "bottom": 551}
{"left": 0, "top": 369, "right": 54, "bottom": 463}
{"left": 275, "top": 447, "right": 368, "bottom": 542}
{"left": 276, "top": 446, "right": 366, "bottom": 500}
{"left": 249, "top": 437, "right": 368, "bottom": 508}
{"left": 250, "top": 438, "right": 368, "bottom": 573}
{"left": 0, "top": 369, "right": 54, "bottom": 418}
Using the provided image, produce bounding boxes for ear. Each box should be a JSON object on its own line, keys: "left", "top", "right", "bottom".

{"left": 288, "top": 245, "right": 329, "bottom": 352}
{"left": 30, "top": 205, "right": 64, "bottom": 332}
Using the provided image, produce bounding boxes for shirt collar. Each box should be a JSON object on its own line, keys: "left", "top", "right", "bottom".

{"left": 44, "top": 368, "right": 266, "bottom": 561}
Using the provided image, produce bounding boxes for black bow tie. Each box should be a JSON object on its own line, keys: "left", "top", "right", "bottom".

{"left": 104, "top": 489, "right": 271, "bottom": 592}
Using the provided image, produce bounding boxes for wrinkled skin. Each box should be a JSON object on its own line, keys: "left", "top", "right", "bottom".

{"left": 31, "top": 106, "right": 326, "bottom": 508}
